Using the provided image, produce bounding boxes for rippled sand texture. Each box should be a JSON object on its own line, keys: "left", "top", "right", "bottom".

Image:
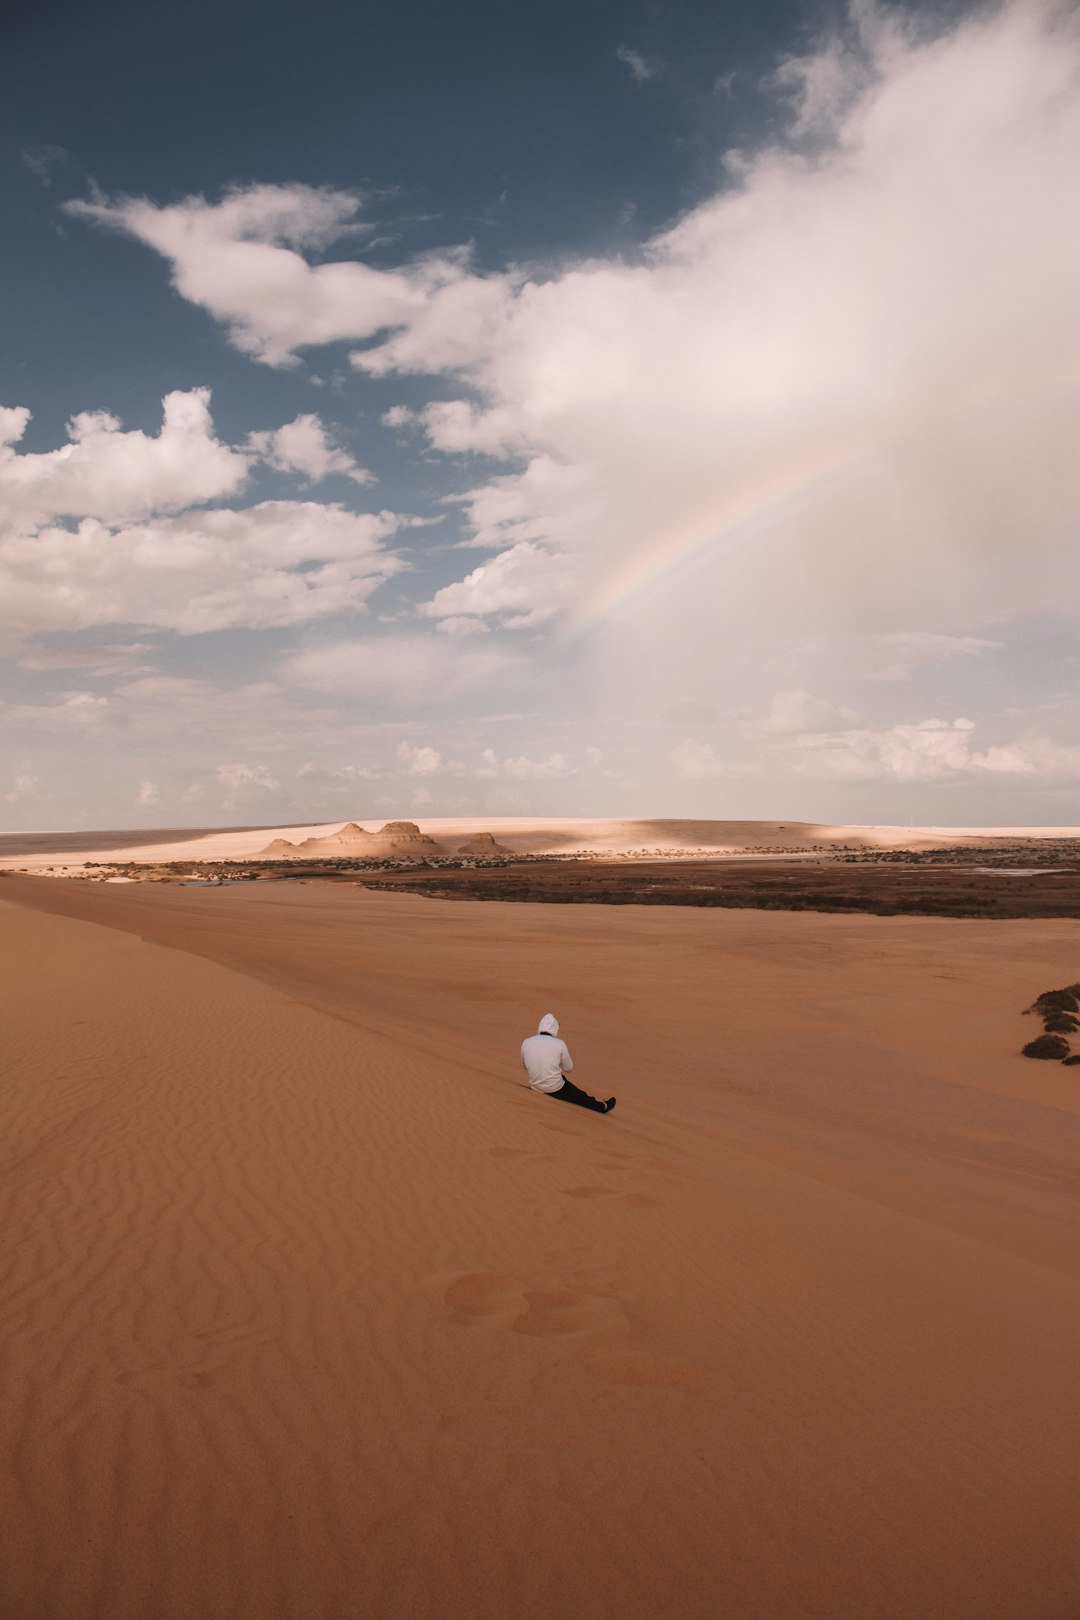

{"left": 2, "top": 878, "right": 1078, "bottom": 1620}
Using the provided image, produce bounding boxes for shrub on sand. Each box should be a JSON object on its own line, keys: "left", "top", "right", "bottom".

{"left": 1022, "top": 1034, "right": 1070, "bottom": 1060}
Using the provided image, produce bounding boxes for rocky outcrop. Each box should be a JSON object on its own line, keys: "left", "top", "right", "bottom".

{"left": 260, "top": 837, "right": 301, "bottom": 856}
{"left": 457, "top": 831, "right": 513, "bottom": 855}
{"left": 368, "top": 821, "right": 448, "bottom": 856}
{"left": 258, "top": 821, "right": 449, "bottom": 860}
{"left": 295, "top": 822, "right": 376, "bottom": 855}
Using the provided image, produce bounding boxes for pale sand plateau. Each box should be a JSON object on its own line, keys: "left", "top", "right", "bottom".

{"left": 7, "top": 814, "right": 1080, "bottom": 871}
{"left": 1, "top": 871, "right": 1078, "bottom": 1620}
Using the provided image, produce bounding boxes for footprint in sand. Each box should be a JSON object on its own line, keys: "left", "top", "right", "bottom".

{"left": 440, "top": 1273, "right": 622, "bottom": 1338}
{"left": 437, "top": 1272, "right": 713, "bottom": 1392}
{"left": 441, "top": 1272, "right": 522, "bottom": 1325}
{"left": 511, "top": 1288, "right": 625, "bottom": 1339}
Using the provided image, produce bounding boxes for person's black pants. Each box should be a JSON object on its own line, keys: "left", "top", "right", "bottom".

{"left": 548, "top": 1077, "right": 607, "bottom": 1113}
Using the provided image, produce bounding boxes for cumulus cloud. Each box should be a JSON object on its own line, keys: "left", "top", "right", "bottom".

{"left": 2, "top": 500, "right": 402, "bottom": 638}
{"left": 248, "top": 414, "right": 372, "bottom": 484}
{"left": 436, "top": 0, "right": 1080, "bottom": 647}
{"left": 0, "top": 389, "right": 404, "bottom": 643}
{"left": 87, "top": 5, "right": 1080, "bottom": 657}
{"left": 67, "top": 183, "right": 507, "bottom": 369}
{"left": 54, "top": 4, "right": 1080, "bottom": 813}
{"left": 420, "top": 540, "right": 575, "bottom": 628}
{"left": 481, "top": 748, "right": 573, "bottom": 780}
{"left": 0, "top": 389, "right": 248, "bottom": 524}
{"left": 135, "top": 779, "right": 160, "bottom": 808}
{"left": 215, "top": 761, "right": 281, "bottom": 807}
{"left": 396, "top": 740, "right": 447, "bottom": 776}
{"left": 776, "top": 717, "right": 1080, "bottom": 783}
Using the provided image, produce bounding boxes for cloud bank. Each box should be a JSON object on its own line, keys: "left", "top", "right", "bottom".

{"left": 0, "top": 391, "right": 402, "bottom": 640}
{"left": 15, "top": 1, "right": 1080, "bottom": 821}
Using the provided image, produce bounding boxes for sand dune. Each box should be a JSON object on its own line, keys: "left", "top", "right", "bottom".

{"left": 2, "top": 874, "right": 1078, "bottom": 1619}
{"left": 5, "top": 815, "right": 1080, "bottom": 873}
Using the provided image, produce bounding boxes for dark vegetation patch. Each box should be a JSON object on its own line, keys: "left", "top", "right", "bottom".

{"left": 1021, "top": 1034, "right": 1071, "bottom": 1060}
{"left": 1021, "top": 982, "right": 1080, "bottom": 1063}
{"left": 345, "top": 858, "right": 1080, "bottom": 921}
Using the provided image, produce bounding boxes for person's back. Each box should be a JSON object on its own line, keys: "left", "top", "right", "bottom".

{"left": 520, "top": 1012, "right": 573, "bottom": 1092}
{"left": 520, "top": 1013, "right": 615, "bottom": 1114}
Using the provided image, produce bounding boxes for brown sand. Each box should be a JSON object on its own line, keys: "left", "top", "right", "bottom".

{"left": 2, "top": 875, "right": 1078, "bottom": 1620}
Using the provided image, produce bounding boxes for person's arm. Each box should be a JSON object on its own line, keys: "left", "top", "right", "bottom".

{"left": 561, "top": 1042, "right": 573, "bottom": 1074}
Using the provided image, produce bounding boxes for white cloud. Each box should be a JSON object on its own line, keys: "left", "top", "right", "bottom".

{"left": 215, "top": 761, "right": 281, "bottom": 807}
{"left": 381, "top": 404, "right": 415, "bottom": 429}
{"left": 67, "top": 184, "right": 506, "bottom": 370}
{"left": 420, "top": 540, "right": 574, "bottom": 628}
{"left": 396, "top": 740, "right": 447, "bottom": 776}
{"left": 53, "top": 4, "right": 1080, "bottom": 818}
{"left": 616, "top": 45, "right": 654, "bottom": 83}
{"left": 87, "top": 6, "right": 1080, "bottom": 658}
{"left": 135, "top": 779, "right": 160, "bottom": 808}
{"left": 2, "top": 500, "right": 402, "bottom": 637}
{"left": 0, "top": 389, "right": 248, "bottom": 524}
{"left": 302, "top": 738, "right": 578, "bottom": 784}
{"left": 72, "top": 9, "right": 1080, "bottom": 659}
{"left": 404, "top": 6, "right": 1080, "bottom": 651}
{"left": 248, "top": 413, "right": 372, "bottom": 485}
{"left": 783, "top": 717, "right": 1080, "bottom": 783}
{"left": 296, "top": 760, "right": 382, "bottom": 783}
{"left": 480, "top": 748, "right": 573, "bottom": 780}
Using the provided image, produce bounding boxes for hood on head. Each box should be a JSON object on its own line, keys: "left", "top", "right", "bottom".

{"left": 538, "top": 1013, "right": 559, "bottom": 1036}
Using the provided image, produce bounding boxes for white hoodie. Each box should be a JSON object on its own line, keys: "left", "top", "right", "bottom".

{"left": 520, "top": 1013, "right": 573, "bottom": 1093}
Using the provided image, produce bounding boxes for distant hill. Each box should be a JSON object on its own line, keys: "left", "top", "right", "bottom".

{"left": 258, "top": 821, "right": 448, "bottom": 859}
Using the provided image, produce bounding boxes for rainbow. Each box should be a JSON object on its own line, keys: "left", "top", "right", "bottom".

{"left": 573, "top": 440, "right": 880, "bottom": 634}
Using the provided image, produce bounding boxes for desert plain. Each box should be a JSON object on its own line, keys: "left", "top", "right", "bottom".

{"left": 1, "top": 819, "right": 1079, "bottom": 1620}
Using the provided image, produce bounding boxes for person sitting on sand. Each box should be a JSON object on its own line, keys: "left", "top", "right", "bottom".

{"left": 520, "top": 1013, "right": 616, "bottom": 1114}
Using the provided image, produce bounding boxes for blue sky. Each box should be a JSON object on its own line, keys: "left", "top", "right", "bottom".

{"left": 3, "top": 0, "right": 1080, "bottom": 830}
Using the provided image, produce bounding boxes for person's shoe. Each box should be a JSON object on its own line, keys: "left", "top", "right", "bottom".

{"left": 603, "top": 1097, "right": 617, "bottom": 1113}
